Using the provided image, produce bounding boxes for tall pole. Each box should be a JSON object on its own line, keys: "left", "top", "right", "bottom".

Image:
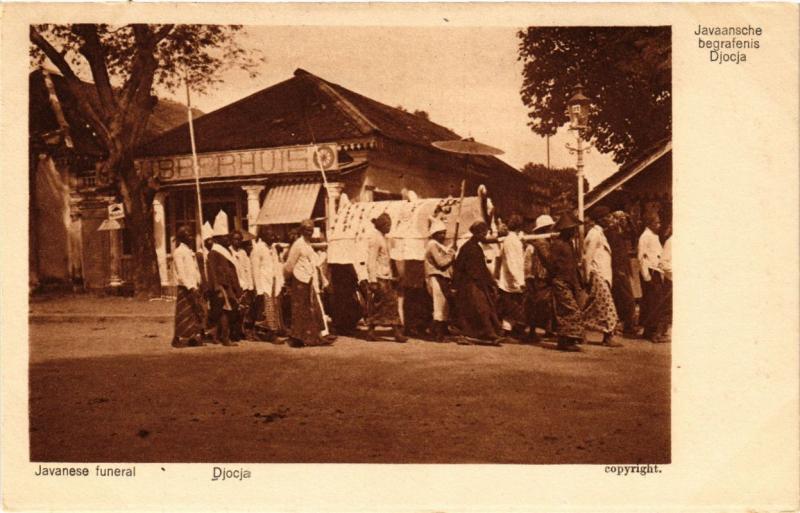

{"left": 185, "top": 72, "right": 207, "bottom": 276}
{"left": 576, "top": 133, "right": 585, "bottom": 244}
{"left": 546, "top": 135, "right": 551, "bottom": 170}
{"left": 565, "top": 129, "right": 587, "bottom": 260}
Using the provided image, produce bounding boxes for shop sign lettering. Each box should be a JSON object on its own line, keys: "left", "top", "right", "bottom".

{"left": 135, "top": 144, "right": 338, "bottom": 182}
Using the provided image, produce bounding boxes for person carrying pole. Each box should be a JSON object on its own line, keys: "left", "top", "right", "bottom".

{"left": 424, "top": 218, "right": 455, "bottom": 342}
{"left": 365, "top": 213, "right": 407, "bottom": 343}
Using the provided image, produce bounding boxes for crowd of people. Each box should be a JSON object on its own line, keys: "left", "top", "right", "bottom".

{"left": 171, "top": 211, "right": 335, "bottom": 349}
{"left": 171, "top": 204, "right": 672, "bottom": 352}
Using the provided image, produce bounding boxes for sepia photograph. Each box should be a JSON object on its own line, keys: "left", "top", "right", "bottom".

{"left": 2, "top": 2, "right": 799, "bottom": 512}
{"left": 27, "top": 22, "right": 673, "bottom": 464}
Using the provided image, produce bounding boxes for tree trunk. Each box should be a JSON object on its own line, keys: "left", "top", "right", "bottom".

{"left": 118, "top": 157, "right": 161, "bottom": 299}
{"left": 128, "top": 184, "right": 161, "bottom": 299}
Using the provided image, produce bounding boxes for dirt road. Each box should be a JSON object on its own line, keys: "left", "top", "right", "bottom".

{"left": 29, "top": 308, "right": 670, "bottom": 464}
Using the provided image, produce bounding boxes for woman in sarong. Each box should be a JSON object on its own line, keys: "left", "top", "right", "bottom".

{"left": 283, "top": 219, "right": 335, "bottom": 348}
{"left": 582, "top": 207, "right": 622, "bottom": 347}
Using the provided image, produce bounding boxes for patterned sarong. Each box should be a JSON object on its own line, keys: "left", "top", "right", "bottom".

{"left": 366, "top": 278, "right": 401, "bottom": 327}
{"left": 174, "top": 286, "right": 204, "bottom": 344}
{"left": 289, "top": 277, "right": 325, "bottom": 345}
{"left": 582, "top": 271, "right": 619, "bottom": 334}
{"left": 498, "top": 290, "right": 526, "bottom": 329}
{"left": 526, "top": 278, "right": 553, "bottom": 331}
{"left": 552, "top": 278, "right": 584, "bottom": 340}
{"left": 261, "top": 294, "right": 285, "bottom": 332}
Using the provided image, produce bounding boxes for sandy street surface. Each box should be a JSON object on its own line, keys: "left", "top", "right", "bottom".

{"left": 28, "top": 297, "right": 670, "bottom": 464}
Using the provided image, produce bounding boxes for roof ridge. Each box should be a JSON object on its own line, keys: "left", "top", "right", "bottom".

{"left": 144, "top": 75, "right": 300, "bottom": 147}
{"left": 295, "top": 69, "right": 378, "bottom": 136}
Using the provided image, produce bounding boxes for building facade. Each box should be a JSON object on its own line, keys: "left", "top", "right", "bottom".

{"left": 29, "top": 69, "right": 201, "bottom": 292}
{"left": 135, "top": 69, "right": 538, "bottom": 291}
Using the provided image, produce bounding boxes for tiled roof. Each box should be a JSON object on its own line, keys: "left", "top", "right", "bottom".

{"left": 138, "top": 69, "right": 470, "bottom": 158}
{"left": 585, "top": 139, "right": 671, "bottom": 207}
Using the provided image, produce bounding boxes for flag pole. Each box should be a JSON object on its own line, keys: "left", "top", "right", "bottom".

{"left": 185, "top": 70, "right": 206, "bottom": 274}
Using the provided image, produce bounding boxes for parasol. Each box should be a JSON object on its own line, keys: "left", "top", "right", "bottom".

{"left": 432, "top": 138, "right": 505, "bottom": 243}
{"left": 431, "top": 137, "right": 504, "bottom": 156}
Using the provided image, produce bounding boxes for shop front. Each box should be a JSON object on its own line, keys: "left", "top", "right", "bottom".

{"left": 135, "top": 142, "right": 346, "bottom": 290}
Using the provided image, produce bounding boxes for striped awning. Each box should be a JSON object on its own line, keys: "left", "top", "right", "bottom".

{"left": 256, "top": 182, "right": 322, "bottom": 225}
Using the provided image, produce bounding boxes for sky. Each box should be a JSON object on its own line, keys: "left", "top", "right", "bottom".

{"left": 160, "top": 26, "right": 619, "bottom": 187}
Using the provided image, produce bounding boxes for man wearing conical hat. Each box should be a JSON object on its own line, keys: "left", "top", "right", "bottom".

{"left": 549, "top": 211, "right": 585, "bottom": 352}
{"left": 424, "top": 217, "right": 455, "bottom": 342}
{"left": 205, "top": 210, "right": 242, "bottom": 346}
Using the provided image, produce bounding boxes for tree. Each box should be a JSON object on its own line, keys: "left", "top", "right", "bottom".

{"left": 521, "top": 162, "right": 589, "bottom": 212}
{"left": 30, "top": 24, "right": 262, "bottom": 297}
{"left": 517, "top": 27, "right": 670, "bottom": 165}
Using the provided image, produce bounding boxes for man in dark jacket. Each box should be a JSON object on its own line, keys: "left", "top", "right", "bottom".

{"left": 452, "top": 221, "right": 502, "bottom": 345}
{"left": 206, "top": 232, "right": 243, "bottom": 346}
{"left": 605, "top": 211, "right": 637, "bottom": 337}
{"left": 550, "top": 212, "right": 585, "bottom": 352}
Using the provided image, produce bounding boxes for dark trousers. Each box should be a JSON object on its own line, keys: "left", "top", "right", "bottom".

{"left": 640, "top": 273, "right": 666, "bottom": 336}
{"left": 612, "top": 272, "right": 636, "bottom": 332}
{"left": 209, "top": 293, "right": 239, "bottom": 343}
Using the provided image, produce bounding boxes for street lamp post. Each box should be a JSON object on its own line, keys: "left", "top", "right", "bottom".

{"left": 565, "top": 83, "right": 591, "bottom": 244}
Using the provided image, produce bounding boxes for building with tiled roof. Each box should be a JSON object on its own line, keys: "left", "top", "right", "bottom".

{"left": 135, "top": 69, "right": 538, "bottom": 290}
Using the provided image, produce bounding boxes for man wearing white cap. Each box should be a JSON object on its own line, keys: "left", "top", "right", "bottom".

{"left": 424, "top": 217, "right": 455, "bottom": 342}
{"left": 206, "top": 210, "right": 242, "bottom": 346}
{"left": 523, "top": 214, "right": 556, "bottom": 343}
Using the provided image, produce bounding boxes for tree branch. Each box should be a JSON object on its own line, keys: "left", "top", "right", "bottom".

{"left": 152, "top": 24, "right": 174, "bottom": 44}
{"left": 29, "top": 26, "right": 79, "bottom": 81}
{"left": 73, "top": 24, "right": 118, "bottom": 114}
{"left": 30, "top": 25, "right": 114, "bottom": 149}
